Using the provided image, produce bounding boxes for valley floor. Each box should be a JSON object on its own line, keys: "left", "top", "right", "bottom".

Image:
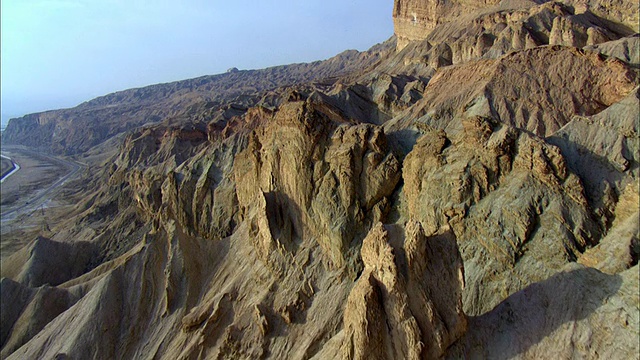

{"left": 0, "top": 146, "right": 84, "bottom": 259}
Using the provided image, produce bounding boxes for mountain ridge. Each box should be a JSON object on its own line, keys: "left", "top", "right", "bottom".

{"left": 2, "top": 41, "right": 393, "bottom": 155}
{"left": 1, "top": 1, "right": 638, "bottom": 359}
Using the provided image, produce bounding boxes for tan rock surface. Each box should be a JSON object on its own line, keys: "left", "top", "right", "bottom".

{"left": 533, "top": 87, "right": 639, "bottom": 282}
{"left": 566, "top": 0, "right": 640, "bottom": 33}
{"left": 549, "top": 87, "right": 639, "bottom": 188}
{"left": 386, "top": 45, "right": 636, "bottom": 140}
{"left": 0, "top": 237, "right": 96, "bottom": 302}
{"left": 448, "top": 263, "right": 639, "bottom": 359}
{"left": 1, "top": 0, "right": 639, "bottom": 358}
{"left": 342, "top": 222, "right": 466, "bottom": 359}
{"left": 0, "top": 278, "right": 79, "bottom": 358}
{"left": 393, "top": 0, "right": 503, "bottom": 50}
{"left": 402, "top": 117, "right": 601, "bottom": 314}
{"left": 235, "top": 98, "right": 401, "bottom": 270}
{"left": 393, "top": 0, "right": 637, "bottom": 52}
{"left": 584, "top": 34, "right": 640, "bottom": 66}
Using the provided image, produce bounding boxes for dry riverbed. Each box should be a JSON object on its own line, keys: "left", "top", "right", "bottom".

{"left": 0, "top": 146, "right": 83, "bottom": 260}
{"left": 1, "top": 149, "right": 70, "bottom": 207}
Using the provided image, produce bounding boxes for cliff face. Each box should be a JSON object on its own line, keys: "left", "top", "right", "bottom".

{"left": 234, "top": 99, "right": 401, "bottom": 270}
{"left": 1, "top": 1, "right": 639, "bottom": 359}
{"left": 393, "top": 0, "right": 638, "bottom": 51}
{"left": 1, "top": 45, "right": 392, "bottom": 155}
{"left": 393, "top": 0, "right": 501, "bottom": 50}
{"left": 342, "top": 222, "right": 466, "bottom": 359}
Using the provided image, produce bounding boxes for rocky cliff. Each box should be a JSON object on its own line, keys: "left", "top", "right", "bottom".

{"left": 1, "top": 45, "right": 392, "bottom": 155}
{"left": 393, "top": 0, "right": 638, "bottom": 51}
{"left": 1, "top": 1, "right": 638, "bottom": 359}
{"left": 393, "top": 0, "right": 502, "bottom": 50}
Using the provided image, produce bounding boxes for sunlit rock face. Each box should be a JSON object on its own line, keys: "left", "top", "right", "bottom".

{"left": 392, "top": 0, "right": 638, "bottom": 52}
{"left": 392, "top": 0, "right": 501, "bottom": 50}
{"left": 1, "top": 0, "right": 639, "bottom": 359}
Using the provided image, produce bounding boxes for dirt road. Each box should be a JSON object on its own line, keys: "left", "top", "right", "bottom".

{"left": 0, "top": 154, "right": 19, "bottom": 181}
{"left": 0, "top": 146, "right": 84, "bottom": 222}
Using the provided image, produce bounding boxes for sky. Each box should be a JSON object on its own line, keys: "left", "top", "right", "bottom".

{"left": 1, "top": 0, "right": 394, "bottom": 128}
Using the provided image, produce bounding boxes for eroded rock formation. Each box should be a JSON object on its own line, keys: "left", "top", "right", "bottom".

{"left": 235, "top": 99, "right": 400, "bottom": 270}
{"left": 393, "top": 0, "right": 502, "bottom": 50}
{"left": 393, "top": 0, "right": 637, "bottom": 52}
{"left": 342, "top": 222, "right": 466, "bottom": 359}
{"left": 1, "top": 0, "right": 638, "bottom": 359}
{"left": 402, "top": 117, "right": 599, "bottom": 314}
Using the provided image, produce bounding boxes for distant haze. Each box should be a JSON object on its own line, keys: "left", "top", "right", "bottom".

{"left": 1, "top": 0, "right": 394, "bottom": 127}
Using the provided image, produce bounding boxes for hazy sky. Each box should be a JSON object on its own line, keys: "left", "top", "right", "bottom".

{"left": 1, "top": 0, "right": 394, "bottom": 126}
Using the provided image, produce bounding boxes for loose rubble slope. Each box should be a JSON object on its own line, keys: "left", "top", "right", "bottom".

{"left": 1, "top": 1, "right": 638, "bottom": 359}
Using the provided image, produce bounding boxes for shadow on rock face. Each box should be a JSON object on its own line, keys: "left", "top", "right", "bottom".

{"left": 263, "top": 190, "right": 304, "bottom": 255}
{"left": 547, "top": 87, "right": 639, "bottom": 217}
{"left": 0, "top": 278, "right": 78, "bottom": 356}
{"left": 452, "top": 264, "right": 625, "bottom": 358}
{"left": 2, "top": 237, "right": 98, "bottom": 288}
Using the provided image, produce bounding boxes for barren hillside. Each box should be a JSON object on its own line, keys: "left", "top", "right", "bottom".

{"left": 1, "top": 1, "right": 638, "bottom": 359}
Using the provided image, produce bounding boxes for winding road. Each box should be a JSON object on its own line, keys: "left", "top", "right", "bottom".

{"left": 0, "top": 154, "right": 21, "bottom": 183}
{"left": 0, "top": 147, "right": 84, "bottom": 221}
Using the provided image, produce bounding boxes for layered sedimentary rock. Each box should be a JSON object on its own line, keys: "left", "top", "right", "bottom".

{"left": 393, "top": 0, "right": 637, "bottom": 52}
{"left": 386, "top": 45, "right": 636, "bottom": 141}
{"left": 1, "top": 0, "right": 639, "bottom": 359}
{"left": 393, "top": 0, "right": 502, "bottom": 50}
{"left": 342, "top": 222, "right": 466, "bottom": 359}
{"left": 234, "top": 97, "right": 401, "bottom": 270}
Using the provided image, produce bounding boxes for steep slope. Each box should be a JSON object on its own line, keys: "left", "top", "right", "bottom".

{"left": 342, "top": 222, "right": 466, "bottom": 359}
{"left": 402, "top": 117, "right": 599, "bottom": 315}
{"left": 1, "top": 1, "right": 638, "bottom": 359}
{"left": 393, "top": 0, "right": 638, "bottom": 51}
{"left": 393, "top": 0, "right": 503, "bottom": 50}
{"left": 386, "top": 45, "right": 635, "bottom": 139}
{"left": 3, "top": 88, "right": 405, "bottom": 359}
{"left": 448, "top": 263, "right": 639, "bottom": 359}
